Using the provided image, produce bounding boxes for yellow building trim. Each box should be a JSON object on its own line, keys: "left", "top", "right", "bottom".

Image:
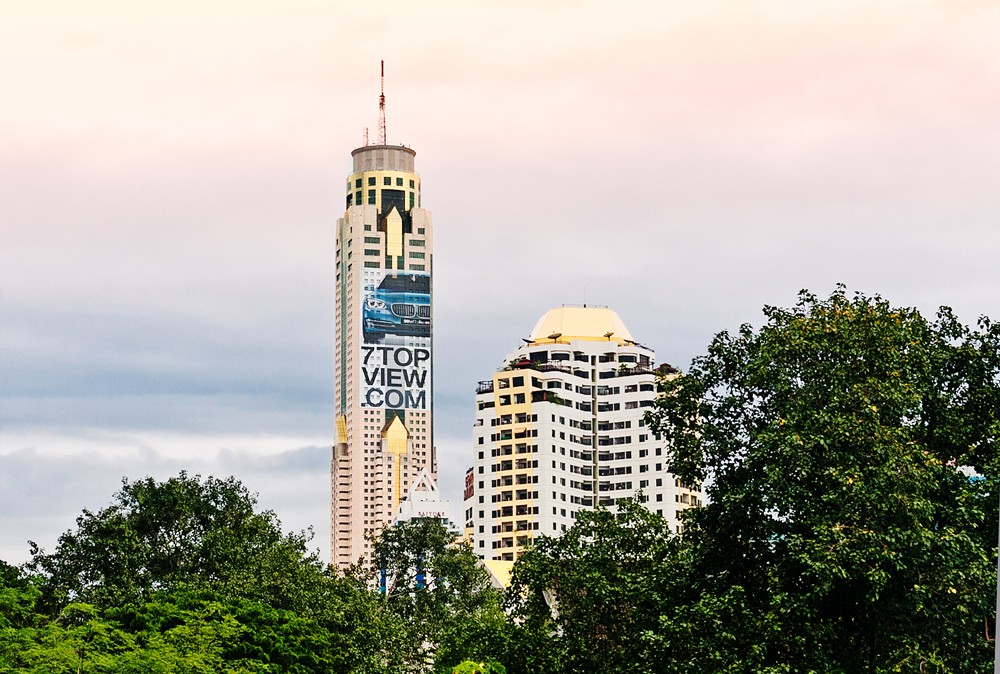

{"left": 491, "top": 372, "right": 535, "bottom": 557}
{"left": 385, "top": 207, "right": 403, "bottom": 259}
{"left": 336, "top": 415, "right": 348, "bottom": 445}
{"left": 382, "top": 415, "right": 409, "bottom": 512}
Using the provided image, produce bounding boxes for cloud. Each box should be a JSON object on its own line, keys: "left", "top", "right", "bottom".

{"left": 0, "top": 434, "right": 331, "bottom": 565}
{"left": 2, "top": 0, "right": 1000, "bottom": 566}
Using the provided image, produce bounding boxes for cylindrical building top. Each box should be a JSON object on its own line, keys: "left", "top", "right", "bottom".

{"left": 528, "top": 306, "right": 635, "bottom": 345}
{"left": 351, "top": 145, "right": 416, "bottom": 173}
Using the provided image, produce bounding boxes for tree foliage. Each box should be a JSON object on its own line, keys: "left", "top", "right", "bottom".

{"left": 506, "top": 498, "right": 679, "bottom": 674}
{"left": 645, "top": 287, "right": 1000, "bottom": 672}
{"left": 8, "top": 472, "right": 398, "bottom": 674}
{"left": 365, "top": 519, "right": 507, "bottom": 673}
{"left": 26, "top": 472, "right": 330, "bottom": 614}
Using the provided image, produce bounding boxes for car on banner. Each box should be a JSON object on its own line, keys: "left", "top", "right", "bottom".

{"left": 363, "top": 271, "right": 431, "bottom": 343}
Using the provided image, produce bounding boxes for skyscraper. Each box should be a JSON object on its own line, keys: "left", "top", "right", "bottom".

{"left": 464, "top": 306, "right": 701, "bottom": 562}
{"left": 332, "top": 142, "right": 435, "bottom": 567}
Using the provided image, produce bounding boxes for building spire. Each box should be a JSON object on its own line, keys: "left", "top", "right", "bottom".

{"left": 379, "top": 60, "right": 387, "bottom": 145}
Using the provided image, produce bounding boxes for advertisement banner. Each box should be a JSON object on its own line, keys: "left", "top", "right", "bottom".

{"left": 360, "top": 271, "right": 431, "bottom": 410}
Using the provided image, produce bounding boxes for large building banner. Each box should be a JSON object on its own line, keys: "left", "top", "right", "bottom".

{"left": 360, "top": 271, "right": 431, "bottom": 410}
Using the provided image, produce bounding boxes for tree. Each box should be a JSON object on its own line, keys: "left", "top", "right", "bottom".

{"left": 505, "top": 498, "right": 679, "bottom": 674}
{"left": 26, "top": 472, "right": 327, "bottom": 614}
{"left": 365, "top": 518, "right": 506, "bottom": 673}
{"left": 17, "top": 472, "right": 397, "bottom": 673}
{"left": 645, "top": 287, "right": 1000, "bottom": 672}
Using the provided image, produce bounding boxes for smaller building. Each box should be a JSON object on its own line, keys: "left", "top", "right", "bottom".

{"left": 464, "top": 306, "right": 702, "bottom": 562}
{"left": 394, "top": 468, "right": 461, "bottom": 535}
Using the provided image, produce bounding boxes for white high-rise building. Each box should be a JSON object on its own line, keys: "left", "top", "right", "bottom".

{"left": 332, "top": 143, "right": 435, "bottom": 567}
{"left": 464, "top": 306, "right": 701, "bottom": 562}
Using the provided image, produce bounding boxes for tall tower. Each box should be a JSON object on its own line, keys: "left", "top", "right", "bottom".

{"left": 332, "top": 142, "right": 435, "bottom": 567}
{"left": 464, "top": 306, "right": 701, "bottom": 562}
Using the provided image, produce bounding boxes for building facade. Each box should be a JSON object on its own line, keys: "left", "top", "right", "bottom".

{"left": 332, "top": 143, "right": 436, "bottom": 567}
{"left": 464, "top": 306, "right": 701, "bottom": 561}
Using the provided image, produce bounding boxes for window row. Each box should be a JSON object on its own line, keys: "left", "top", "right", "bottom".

{"left": 353, "top": 176, "right": 416, "bottom": 189}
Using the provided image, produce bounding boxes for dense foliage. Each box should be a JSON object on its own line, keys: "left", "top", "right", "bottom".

{"left": 26, "top": 473, "right": 329, "bottom": 613}
{"left": 367, "top": 518, "right": 507, "bottom": 671}
{"left": 4, "top": 288, "right": 999, "bottom": 673}
{"left": 643, "top": 287, "right": 1000, "bottom": 672}
{"left": 507, "top": 498, "right": 680, "bottom": 673}
{"left": 3, "top": 474, "right": 394, "bottom": 673}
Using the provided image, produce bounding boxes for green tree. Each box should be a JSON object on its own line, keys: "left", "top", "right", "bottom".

{"left": 26, "top": 472, "right": 326, "bottom": 615}
{"left": 366, "top": 519, "right": 506, "bottom": 673}
{"left": 645, "top": 287, "right": 1000, "bottom": 672}
{"left": 16, "top": 473, "right": 396, "bottom": 674}
{"left": 505, "top": 498, "right": 678, "bottom": 674}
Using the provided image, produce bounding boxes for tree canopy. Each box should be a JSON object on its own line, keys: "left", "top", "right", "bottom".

{"left": 507, "top": 498, "right": 680, "bottom": 674}
{"left": 26, "top": 472, "right": 331, "bottom": 614}
{"left": 366, "top": 518, "right": 507, "bottom": 673}
{"left": 6, "top": 472, "right": 395, "bottom": 673}
{"left": 644, "top": 287, "right": 1000, "bottom": 672}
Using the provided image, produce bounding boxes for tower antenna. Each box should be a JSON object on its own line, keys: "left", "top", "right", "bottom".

{"left": 378, "top": 60, "right": 386, "bottom": 145}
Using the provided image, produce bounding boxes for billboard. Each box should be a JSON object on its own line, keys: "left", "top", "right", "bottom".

{"left": 360, "top": 271, "right": 431, "bottom": 410}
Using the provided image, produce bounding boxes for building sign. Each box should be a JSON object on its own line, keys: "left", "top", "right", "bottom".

{"left": 360, "top": 271, "right": 431, "bottom": 410}
{"left": 464, "top": 468, "right": 475, "bottom": 501}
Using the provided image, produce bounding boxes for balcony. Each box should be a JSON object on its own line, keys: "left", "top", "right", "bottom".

{"left": 477, "top": 380, "right": 494, "bottom": 394}
{"left": 534, "top": 362, "right": 573, "bottom": 374}
{"left": 617, "top": 365, "right": 655, "bottom": 377}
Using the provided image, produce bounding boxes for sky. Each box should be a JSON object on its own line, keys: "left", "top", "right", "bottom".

{"left": 2, "top": 0, "right": 999, "bottom": 564}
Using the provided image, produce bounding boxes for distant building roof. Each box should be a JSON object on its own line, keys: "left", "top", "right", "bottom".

{"left": 394, "top": 468, "right": 461, "bottom": 535}
{"left": 481, "top": 559, "right": 515, "bottom": 590}
{"left": 528, "top": 306, "right": 635, "bottom": 346}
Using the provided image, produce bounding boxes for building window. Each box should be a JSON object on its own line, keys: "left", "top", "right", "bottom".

{"left": 364, "top": 236, "right": 380, "bottom": 244}
{"left": 368, "top": 190, "right": 376, "bottom": 204}
{"left": 368, "top": 177, "right": 376, "bottom": 186}
{"left": 396, "top": 177, "right": 404, "bottom": 186}
{"left": 384, "top": 176, "right": 391, "bottom": 185}
{"left": 410, "top": 240, "right": 425, "bottom": 247}
{"left": 409, "top": 179, "right": 415, "bottom": 188}
{"left": 418, "top": 228, "right": 425, "bottom": 234}
{"left": 355, "top": 178, "right": 362, "bottom": 188}
{"left": 356, "top": 191, "right": 362, "bottom": 204}
{"left": 409, "top": 252, "right": 425, "bottom": 259}
{"left": 411, "top": 264, "right": 425, "bottom": 270}
{"left": 363, "top": 261, "right": 379, "bottom": 268}
{"left": 409, "top": 192, "right": 414, "bottom": 209}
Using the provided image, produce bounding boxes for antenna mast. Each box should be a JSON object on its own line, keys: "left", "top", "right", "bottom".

{"left": 378, "top": 60, "right": 386, "bottom": 145}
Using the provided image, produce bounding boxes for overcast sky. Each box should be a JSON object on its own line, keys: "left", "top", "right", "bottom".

{"left": 2, "top": 0, "right": 999, "bottom": 565}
